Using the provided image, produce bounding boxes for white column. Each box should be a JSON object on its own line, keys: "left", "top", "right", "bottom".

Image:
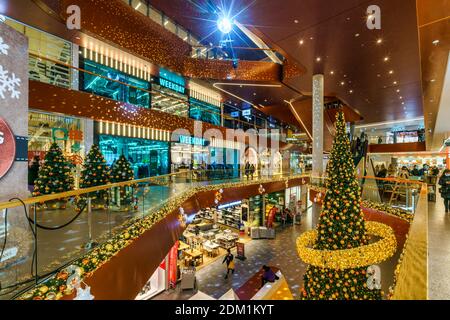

{"left": 312, "top": 74, "right": 324, "bottom": 177}
{"left": 72, "top": 43, "right": 79, "bottom": 90}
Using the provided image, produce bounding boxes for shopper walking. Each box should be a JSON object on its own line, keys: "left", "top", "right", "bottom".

{"left": 222, "top": 249, "right": 235, "bottom": 279}
{"left": 261, "top": 265, "right": 279, "bottom": 288}
{"left": 438, "top": 169, "right": 450, "bottom": 213}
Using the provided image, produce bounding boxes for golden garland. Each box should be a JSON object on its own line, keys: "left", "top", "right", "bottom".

{"left": 297, "top": 221, "right": 397, "bottom": 270}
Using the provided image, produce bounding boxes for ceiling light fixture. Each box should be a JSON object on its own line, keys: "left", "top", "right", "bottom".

{"left": 217, "top": 16, "right": 233, "bottom": 34}
{"left": 396, "top": 89, "right": 400, "bottom": 93}
{"left": 389, "top": 70, "right": 394, "bottom": 74}
{"left": 432, "top": 39, "right": 440, "bottom": 45}
{"left": 134, "top": 2, "right": 141, "bottom": 10}
{"left": 393, "top": 81, "right": 398, "bottom": 85}
{"left": 384, "top": 56, "right": 389, "bottom": 62}
{"left": 340, "top": 81, "right": 345, "bottom": 86}
{"left": 355, "top": 33, "right": 360, "bottom": 37}
{"left": 330, "top": 71, "right": 334, "bottom": 75}
{"left": 349, "top": 90, "right": 353, "bottom": 93}
{"left": 377, "top": 38, "right": 383, "bottom": 44}
{"left": 299, "top": 39, "right": 304, "bottom": 45}
{"left": 430, "top": 79, "right": 436, "bottom": 82}
{"left": 316, "top": 57, "right": 321, "bottom": 62}
{"left": 294, "top": 20, "right": 299, "bottom": 24}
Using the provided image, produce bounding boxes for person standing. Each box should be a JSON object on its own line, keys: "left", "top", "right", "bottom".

{"left": 398, "top": 166, "right": 410, "bottom": 180}
{"left": 222, "top": 249, "right": 235, "bottom": 279}
{"left": 438, "top": 169, "right": 450, "bottom": 213}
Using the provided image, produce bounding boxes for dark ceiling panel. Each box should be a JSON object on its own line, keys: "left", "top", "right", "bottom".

{"left": 151, "top": 0, "right": 424, "bottom": 124}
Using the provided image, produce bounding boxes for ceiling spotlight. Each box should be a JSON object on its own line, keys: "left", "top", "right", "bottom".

{"left": 294, "top": 20, "right": 299, "bottom": 24}
{"left": 402, "top": 102, "right": 405, "bottom": 105}
{"left": 383, "top": 56, "right": 389, "bottom": 62}
{"left": 376, "top": 38, "right": 383, "bottom": 44}
{"left": 430, "top": 79, "right": 436, "bottom": 82}
{"left": 377, "top": 74, "right": 381, "bottom": 77}
{"left": 355, "top": 33, "right": 360, "bottom": 37}
{"left": 299, "top": 39, "right": 304, "bottom": 45}
{"left": 389, "top": 70, "right": 394, "bottom": 74}
{"left": 349, "top": 90, "right": 353, "bottom": 93}
{"left": 396, "top": 89, "right": 400, "bottom": 93}
{"left": 399, "top": 96, "right": 403, "bottom": 99}
{"left": 316, "top": 57, "right": 321, "bottom": 62}
{"left": 393, "top": 81, "right": 398, "bottom": 85}
{"left": 253, "top": 92, "right": 257, "bottom": 96}
{"left": 310, "top": 36, "right": 314, "bottom": 40}
{"left": 217, "top": 16, "right": 233, "bottom": 34}
{"left": 340, "top": 81, "right": 345, "bottom": 86}
{"left": 330, "top": 71, "right": 335, "bottom": 75}
{"left": 432, "top": 39, "right": 440, "bottom": 45}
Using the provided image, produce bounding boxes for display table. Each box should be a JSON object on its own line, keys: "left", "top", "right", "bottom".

{"left": 251, "top": 227, "right": 275, "bottom": 239}
{"left": 203, "top": 240, "right": 220, "bottom": 256}
{"left": 178, "top": 241, "right": 190, "bottom": 251}
{"left": 184, "top": 249, "right": 204, "bottom": 266}
{"left": 216, "top": 233, "right": 239, "bottom": 249}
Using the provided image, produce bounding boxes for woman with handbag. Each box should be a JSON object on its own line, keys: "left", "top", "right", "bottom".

{"left": 438, "top": 169, "right": 450, "bottom": 213}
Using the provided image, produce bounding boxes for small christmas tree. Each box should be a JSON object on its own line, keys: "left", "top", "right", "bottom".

{"left": 110, "top": 155, "right": 136, "bottom": 209}
{"left": 301, "top": 111, "right": 382, "bottom": 300}
{"left": 79, "top": 145, "right": 110, "bottom": 208}
{"left": 33, "top": 143, "right": 74, "bottom": 198}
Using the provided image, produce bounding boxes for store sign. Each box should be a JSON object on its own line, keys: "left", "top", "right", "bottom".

{"left": 52, "top": 128, "right": 68, "bottom": 141}
{"left": 159, "top": 78, "right": 185, "bottom": 94}
{"left": 236, "top": 241, "right": 245, "bottom": 260}
{"left": 168, "top": 241, "right": 179, "bottom": 288}
{"left": 230, "top": 111, "right": 240, "bottom": 118}
{"left": 242, "top": 109, "right": 251, "bottom": 116}
{"left": 0, "top": 117, "right": 16, "bottom": 180}
{"left": 179, "top": 135, "right": 207, "bottom": 146}
{"left": 218, "top": 200, "right": 242, "bottom": 210}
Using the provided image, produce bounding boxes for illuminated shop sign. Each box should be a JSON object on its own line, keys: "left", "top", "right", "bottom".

{"left": 0, "top": 117, "right": 16, "bottom": 180}
{"left": 242, "top": 109, "right": 251, "bottom": 116}
{"left": 218, "top": 200, "right": 242, "bottom": 210}
{"left": 159, "top": 78, "right": 185, "bottom": 94}
{"left": 178, "top": 135, "right": 207, "bottom": 146}
{"left": 159, "top": 68, "right": 186, "bottom": 95}
{"left": 230, "top": 111, "right": 240, "bottom": 118}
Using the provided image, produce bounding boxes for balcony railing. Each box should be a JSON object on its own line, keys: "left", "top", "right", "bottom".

{"left": 0, "top": 170, "right": 303, "bottom": 300}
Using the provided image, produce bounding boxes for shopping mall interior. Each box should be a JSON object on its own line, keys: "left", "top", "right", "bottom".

{"left": 0, "top": 0, "right": 449, "bottom": 304}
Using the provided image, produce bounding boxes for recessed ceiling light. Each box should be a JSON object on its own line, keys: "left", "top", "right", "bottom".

{"left": 349, "top": 90, "right": 353, "bottom": 93}
{"left": 377, "top": 74, "right": 381, "bottom": 77}
{"left": 316, "top": 57, "right": 321, "bottom": 62}
{"left": 355, "top": 33, "right": 360, "bottom": 37}
{"left": 432, "top": 39, "right": 440, "bottom": 45}
{"left": 253, "top": 93, "right": 256, "bottom": 96}
{"left": 384, "top": 56, "right": 389, "bottom": 62}
{"left": 402, "top": 102, "right": 405, "bottom": 105}
{"left": 310, "top": 36, "right": 314, "bottom": 40}
{"left": 299, "top": 39, "right": 304, "bottom": 45}
{"left": 396, "top": 89, "right": 400, "bottom": 93}
{"left": 376, "top": 38, "right": 383, "bottom": 44}
{"left": 389, "top": 70, "right": 394, "bottom": 74}
{"left": 430, "top": 79, "right": 436, "bottom": 82}
{"left": 399, "top": 96, "right": 403, "bottom": 99}
{"left": 330, "top": 71, "right": 334, "bottom": 75}
{"left": 294, "top": 20, "right": 299, "bottom": 24}
{"left": 393, "top": 81, "right": 398, "bottom": 85}
{"left": 340, "top": 81, "right": 345, "bottom": 86}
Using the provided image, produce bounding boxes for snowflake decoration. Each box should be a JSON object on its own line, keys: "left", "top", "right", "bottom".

{"left": 0, "top": 37, "right": 9, "bottom": 55}
{"left": 0, "top": 65, "right": 21, "bottom": 100}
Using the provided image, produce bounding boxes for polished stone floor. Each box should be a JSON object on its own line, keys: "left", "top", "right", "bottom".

{"left": 428, "top": 196, "right": 450, "bottom": 300}
{"left": 154, "top": 202, "right": 400, "bottom": 300}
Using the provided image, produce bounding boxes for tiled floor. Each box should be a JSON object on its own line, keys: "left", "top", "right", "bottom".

{"left": 154, "top": 203, "right": 400, "bottom": 300}
{"left": 428, "top": 196, "right": 450, "bottom": 300}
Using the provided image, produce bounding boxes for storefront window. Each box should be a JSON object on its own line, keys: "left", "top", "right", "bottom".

{"left": 98, "top": 135, "right": 169, "bottom": 178}
{"left": 80, "top": 58, "right": 150, "bottom": 108}
{"left": 5, "top": 17, "right": 72, "bottom": 89}
{"left": 152, "top": 69, "right": 188, "bottom": 117}
{"left": 28, "top": 112, "right": 85, "bottom": 186}
{"left": 189, "top": 98, "right": 221, "bottom": 126}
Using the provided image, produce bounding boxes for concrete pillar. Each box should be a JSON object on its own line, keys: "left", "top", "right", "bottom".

{"left": 312, "top": 74, "right": 324, "bottom": 177}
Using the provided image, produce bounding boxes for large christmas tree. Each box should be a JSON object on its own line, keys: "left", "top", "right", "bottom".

{"left": 110, "top": 155, "right": 136, "bottom": 208}
{"left": 33, "top": 143, "right": 74, "bottom": 197}
{"left": 300, "top": 111, "right": 382, "bottom": 300}
{"left": 79, "top": 144, "right": 110, "bottom": 208}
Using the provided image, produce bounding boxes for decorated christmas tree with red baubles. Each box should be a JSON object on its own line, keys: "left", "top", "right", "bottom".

{"left": 298, "top": 111, "right": 396, "bottom": 300}
{"left": 79, "top": 144, "right": 110, "bottom": 209}
{"left": 33, "top": 143, "right": 74, "bottom": 200}
{"left": 110, "top": 155, "right": 137, "bottom": 209}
